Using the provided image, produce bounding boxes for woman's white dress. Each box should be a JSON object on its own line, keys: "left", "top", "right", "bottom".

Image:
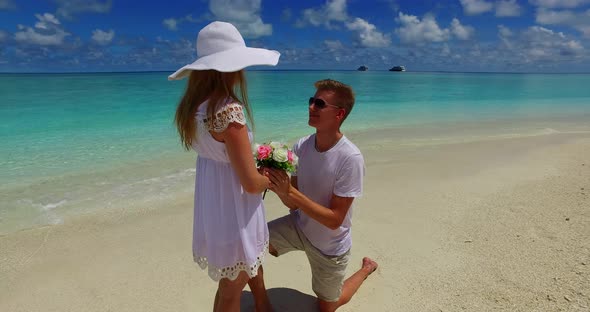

{"left": 192, "top": 100, "right": 268, "bottom": 281}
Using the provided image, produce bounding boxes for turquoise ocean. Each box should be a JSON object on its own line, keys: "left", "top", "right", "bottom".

{"left": 1, "top": 71, "right": 589, "bottom": 234}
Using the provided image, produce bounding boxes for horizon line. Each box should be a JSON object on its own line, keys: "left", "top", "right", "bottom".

{"left": 1, "top": 69, "right": 590, "bottom": 75}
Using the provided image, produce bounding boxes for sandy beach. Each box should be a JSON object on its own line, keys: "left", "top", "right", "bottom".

{"left": 1, "top": 125, "right": 589, "bottom": 311}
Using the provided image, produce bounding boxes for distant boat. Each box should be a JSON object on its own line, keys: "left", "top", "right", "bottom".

{"left": 389, "top": 66, "right": 405, "bottom": 72}
{"left": 357, "top": 65, "right": 368, "bottom": 71}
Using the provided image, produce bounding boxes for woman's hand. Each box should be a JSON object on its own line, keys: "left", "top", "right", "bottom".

{"left": 257, "top": 167, "right": 272, "bottom": 189}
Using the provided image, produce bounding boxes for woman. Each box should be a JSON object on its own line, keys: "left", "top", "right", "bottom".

{"left": 169, "top": 21, "right": 280, "bottom": 312}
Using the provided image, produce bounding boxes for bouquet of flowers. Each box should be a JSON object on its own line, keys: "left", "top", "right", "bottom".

{"left": 254, "top": 141, "right": 298, "bottom": 198}
{"left": 254, "top": 141, "right": 298, "bottom": 173}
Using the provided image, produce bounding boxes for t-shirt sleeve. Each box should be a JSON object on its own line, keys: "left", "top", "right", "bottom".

{"left": 334, "top": 153, "right": 364, "bottom": 198}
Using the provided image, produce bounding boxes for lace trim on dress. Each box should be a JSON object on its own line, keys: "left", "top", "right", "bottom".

{"left": 201, "top": 102, "right": 246, "bottom": 133}
{"left": 194, "top": 240, "right": 269, "bottom": 282}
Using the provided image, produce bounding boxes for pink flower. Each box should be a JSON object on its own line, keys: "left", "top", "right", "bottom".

{"left": 257, "top": 145, "right": 272, "bottom": 160}
{"left": 287, "top": 150, "right": 294, "bottom": 163}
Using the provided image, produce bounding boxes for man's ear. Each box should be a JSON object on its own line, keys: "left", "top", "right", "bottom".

{"left": 336, "top": 108, "right": 346, "bottom": 120}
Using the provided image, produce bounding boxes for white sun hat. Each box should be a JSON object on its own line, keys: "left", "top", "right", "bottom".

{"left": 168, "top": 21, "right": 280, "bottom": 80}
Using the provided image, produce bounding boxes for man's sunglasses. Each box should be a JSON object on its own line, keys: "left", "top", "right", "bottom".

{"left": 308, "top": 97, "right": 341, "bottom": 109}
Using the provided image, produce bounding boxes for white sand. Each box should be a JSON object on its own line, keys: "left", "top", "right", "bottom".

{"left": 1, "top": 127, "right": 589, "bottom": 311}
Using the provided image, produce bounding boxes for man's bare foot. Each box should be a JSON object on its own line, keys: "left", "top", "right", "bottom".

{"left": 361, "top": 257, "right": 378, "bottom": 275}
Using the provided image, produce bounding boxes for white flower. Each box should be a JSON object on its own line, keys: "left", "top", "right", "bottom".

{"left": 269, "top": 141, "right": 282, "bottom": 150}
{"left": 272, "top": 147, "right": 288, "bottom": 162}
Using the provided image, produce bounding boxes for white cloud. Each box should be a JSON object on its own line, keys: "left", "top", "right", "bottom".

{"left": 92, "top": 29, "right": 114, "bottom": 45}
{"left": 497, "top": 24, "right": 514, "bottom": 48}
{"left": 162, "top": 15, "right": 198, "bottom": 31}
{"left": 566, "top": 40, "right": 584, "bottom": 51}
{"left": 236, "top": 19, "right": 273, "bottom": 39}
{"left": 209, "top": 0, "right": 272, "bottom": 38}
{"left": 441, "top": 43, "right": 451, "bottom": 56}
{"left": 36, "top": 14, "right": 61, "bottom": 28}
{"left": 0, "top": 0, "right": 16, "bottom": 10}
{"left": 498, "top": 24, "right": 513, "bottom": 37}
{"left": 346, "top": 18, "right": 391, "bottom": 47}
{"left": 324, "top": 40, "right": 344, "bottom": 50}
{"left": 496, "top": 0, "right": 522, "bottom": 17}
{"left": 297, "top": 0, "right": 349, "bottom": 28}
{"left": 536, "top": 8, "right": 576, "bottom": 23}
{"left": 14, "top": 13, "right": 70, "bottom": 46}
{"left": 536, "top": 8, "right": 590, "bottom": 37}
{"left": 450, "top": 18, "right": 474, "bottom": 40}
{"left": 55, "top": 0, "right": 112, "bottom": 19}
{"left": 515, "top": 26, "right": 585, "bottom": 61}
{"left": 416, "top": 24, "right": 587, "bottom": 71}
{"left": 297, "top": 0, "right": 390, "bottom": 48}
{"left": 0, "top": 30, "right": 7, "bottom": 42}
{"left": 579, "top": 24, "right": 590, "bottom": 37}
{"left": 395, "top": 12, "right": 450, "bottom": 43}
{"left": 325, "top": 0, "right": 348, "bottom": 20}
{"left": 460, "top": 0, "right": 494, "bottom": 15}
{"left": 460, "top": 0, "right": 523, "bottom": 17}
{"left": 529, "top": 0, "right": 590, "bottom": 8}
{"left": 163, "top": 18, "right": 179, "bottom": 31}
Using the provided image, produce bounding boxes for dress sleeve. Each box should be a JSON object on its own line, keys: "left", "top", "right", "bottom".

{"left": 205, "top": 102, "right": 247, "bottom": 133}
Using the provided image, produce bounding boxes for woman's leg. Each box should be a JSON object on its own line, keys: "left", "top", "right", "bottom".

{"left": 213, "top": 289, "right": 220, "bottom": 312}
{"left": 248, "top": 266, "right": 272, "bottom": 312}
{"left": 215, "top": 271, "right": 250, "bottom": 312}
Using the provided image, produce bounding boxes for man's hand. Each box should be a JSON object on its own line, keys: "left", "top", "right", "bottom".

{"left": 267, "top": 168, "right": 291, "bottom": 197}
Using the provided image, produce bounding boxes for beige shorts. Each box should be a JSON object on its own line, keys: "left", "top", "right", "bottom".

{"left": 268, "top": 213, "right": 350, "bottom": 302}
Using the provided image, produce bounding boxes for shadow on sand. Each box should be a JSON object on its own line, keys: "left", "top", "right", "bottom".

{"left": 241, "top": 287, "right": 318, "bottom": 312}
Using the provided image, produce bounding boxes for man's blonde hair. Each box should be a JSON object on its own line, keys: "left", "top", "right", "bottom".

{"left": 314, "top": 79, "right": 355, "bottom": 122}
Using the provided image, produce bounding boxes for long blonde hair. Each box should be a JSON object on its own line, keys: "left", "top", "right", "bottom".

{"left": 175, "top": 70, "right": 253, "bottom": 150}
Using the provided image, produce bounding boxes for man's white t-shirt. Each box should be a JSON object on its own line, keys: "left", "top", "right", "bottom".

{"left": 292, "top": 134, "right": 364, "bottom": 256}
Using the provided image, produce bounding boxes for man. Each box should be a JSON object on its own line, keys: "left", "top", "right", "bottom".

{"left": 266, "top": 79, "right": 378, "bottom": 312}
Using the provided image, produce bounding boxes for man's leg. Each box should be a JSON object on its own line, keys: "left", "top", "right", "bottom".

{"left": 268, "top": 243, "right": 279, "bottom": 256}
{"left": 268, "top": 214, "right": 304, "bottom": 258}
{"left": 247, "top": 266, "right": 272, "bottom": 312}
{"left": 317, "top": 257, "right": 378, "bottom": 312}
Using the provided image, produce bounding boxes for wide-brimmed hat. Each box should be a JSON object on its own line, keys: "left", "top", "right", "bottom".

{"left": 168, "top": 21, "right": 280, "bottom": 80}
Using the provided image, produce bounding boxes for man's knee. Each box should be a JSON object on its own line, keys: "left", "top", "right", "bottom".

{"left": 268, "top": 243, "right": 278, "bottom": 257}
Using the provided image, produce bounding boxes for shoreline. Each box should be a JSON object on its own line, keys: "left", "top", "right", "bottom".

{"left": 1, "top": 128, "right": 589, "bottom": 311}
{"left": 2, "top": 114, "right": 590, "bottom": 235}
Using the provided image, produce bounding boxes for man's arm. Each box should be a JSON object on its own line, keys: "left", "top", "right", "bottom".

{"left": 268, "top": 169, "right": 353, "bottom": 230}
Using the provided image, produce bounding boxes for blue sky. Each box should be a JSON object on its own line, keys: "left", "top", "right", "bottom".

{"left": 1, "top": 0, "right": 589, "bottom": 72}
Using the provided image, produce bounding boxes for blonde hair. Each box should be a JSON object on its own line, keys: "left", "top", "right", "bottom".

{"left": 314, "top": 79, "right": 355, "bottom": 122}
{"left": 175, "top": 70, "right": 253, "bottom": 150}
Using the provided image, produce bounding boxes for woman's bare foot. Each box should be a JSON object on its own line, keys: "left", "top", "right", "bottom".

{"left": 361, "top": 257, "right": 378, "bottom": 276}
